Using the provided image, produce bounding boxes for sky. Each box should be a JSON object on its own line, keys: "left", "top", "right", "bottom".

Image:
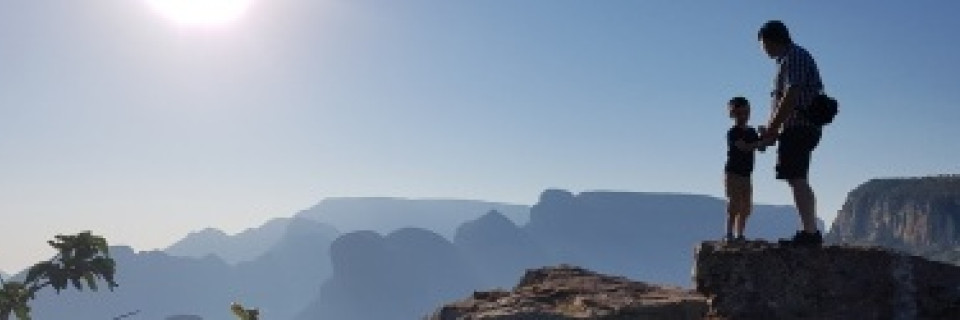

{"left": 1, "top": 0, "right": 958, "bottom": 274}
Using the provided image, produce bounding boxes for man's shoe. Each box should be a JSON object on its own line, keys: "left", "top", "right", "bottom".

{"left": 807, "top": 231, "right": 824, "bottom": 246}
{"left": 778, "top": 231, "right": 803, "bottom": 246}
{"left": 779, "top": 231, "right": 823, "bottom": 247}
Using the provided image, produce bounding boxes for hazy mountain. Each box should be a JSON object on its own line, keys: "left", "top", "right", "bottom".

{"left": 295, "top": 197, "right": 529, "bottom": 239}
{"left": 294, "top": 190, "right": 816, "bottom": 320}
{"left": 29, "top": 218, "right": 339, "bottom": 320}
{"left": 296, "top": 228, "right": 479, "bottom": 320}
{"left": 29, "top": 246, "right": 235, "bottom": 320}
{"left": 165, "top": 198, "right": 521, "bottom": 263}
{"left": 165, "top": 217, "right": 298, "bottom": 265}
{"left": 522, "top": 189, "right": 814, "bottom": 285}
{"left": 29, "top": 190, "right": 824, "bottom": 320}
{"left": 454, "top": 210, "right": 553, "bottom": 287}
{"left": 231, "top": 218, "right": 339, "bottom": 320}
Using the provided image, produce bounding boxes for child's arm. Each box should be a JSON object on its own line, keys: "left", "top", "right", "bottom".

{"left": 734, "top": 128, "right": 773, "bottom": 151}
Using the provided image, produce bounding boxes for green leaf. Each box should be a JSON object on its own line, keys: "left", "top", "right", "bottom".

{"left": 70, "top": 278, "right": 83, "bottom": 291}
{"left": 83, "top": 273, "right": 98, "bottom": 292}
{"left": 51, "top": 273, "right": 67, "bottom": 293}
{"left": 97, "top": 239, "right": 110, "bottom": 257}
{"left": 24, "top": 262, "right": 52, "bottom": 285}
{"left": 13, "top": 304, "right": 30, "bottom": 320}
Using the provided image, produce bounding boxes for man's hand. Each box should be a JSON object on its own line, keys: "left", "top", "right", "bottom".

{"left": 761, "top": 125, "right": 780, "bottom": 142}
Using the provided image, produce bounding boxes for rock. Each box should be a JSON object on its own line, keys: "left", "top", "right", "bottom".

{"left": 694, "top": 240, "right": 960, "bottom": 319}
{"left": 429, "top": 265, "right": 708, "bottom": 320}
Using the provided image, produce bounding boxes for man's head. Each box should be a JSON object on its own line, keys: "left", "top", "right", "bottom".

{"left": 758, "top": 20, "right": 792, "bottom": 59}
{"left": 728, "top": 96, "right": 750, "bottom": 124}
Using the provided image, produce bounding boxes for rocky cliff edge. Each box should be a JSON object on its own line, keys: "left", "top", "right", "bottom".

{"left": 433, "top": 241, "right": 960, "bottom": 319}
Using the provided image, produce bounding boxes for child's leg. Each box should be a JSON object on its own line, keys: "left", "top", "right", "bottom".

{"left": 724, "top": 174, "right": 737, "bottom": 237}
{"left": 735, "top": 177, "right": 753, "bottom": 237}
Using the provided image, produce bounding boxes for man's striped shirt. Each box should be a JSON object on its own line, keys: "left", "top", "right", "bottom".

{"left": 773, "top": 43, "right": 823, "bottom": 128}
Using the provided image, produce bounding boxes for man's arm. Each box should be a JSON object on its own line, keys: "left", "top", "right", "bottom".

{"left": 764, "top": 85, "right": 799, "bottom": 140}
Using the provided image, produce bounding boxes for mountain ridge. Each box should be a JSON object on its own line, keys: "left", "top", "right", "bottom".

{"left": 27, "top": 190, "right": 832, "bottom": 320}
{"left": 294, "top": 190, "right": 814, "bottom": 320}
{"left": 165, "top": 217, "right": 301, "bottom": 265}
{"left": 295, "top": 197, "right": 531, "bottom": 240}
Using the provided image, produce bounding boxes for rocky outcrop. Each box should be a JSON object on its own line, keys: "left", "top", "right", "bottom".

{"left": 694, "top": 241, "right": 960, "bottom": 319}
{"left": 827, "top": 176, "right": 960, "bottom": 255}
{"left": 429, "top": 265, "right": 708, "bottom": 320}
{"left": 434, "top": 242, "right": 960, "bottom": 320}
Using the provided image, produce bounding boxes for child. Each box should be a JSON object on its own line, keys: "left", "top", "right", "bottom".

{"left": 724, "top": 97, "right": 761, "bottom": 242}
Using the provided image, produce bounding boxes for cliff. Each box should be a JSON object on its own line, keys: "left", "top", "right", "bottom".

{"left": 827, "top": 176, "right": 960, "bottom": 262}
{"left": 433, "top": 241, "right": 960, "bottom": 319}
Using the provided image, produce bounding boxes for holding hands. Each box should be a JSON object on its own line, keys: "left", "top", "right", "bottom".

{"left": 734, "top": 125, "right": 778, "bottom": 152}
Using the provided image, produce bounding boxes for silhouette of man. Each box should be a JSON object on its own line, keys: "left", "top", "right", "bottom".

{"left": 757, "top": 20, "right": 824, "bottom": 246}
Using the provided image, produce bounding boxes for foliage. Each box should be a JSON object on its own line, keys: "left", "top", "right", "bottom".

{"left": 0, "top": 231, "right": 118, "bottom": 320}
{"left": 230, "top": 302, "right": 260, "bottom": 320}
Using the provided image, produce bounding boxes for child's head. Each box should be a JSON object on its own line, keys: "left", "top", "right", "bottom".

{"left": 728, "top": 96, "right": 750, "bottom": 124}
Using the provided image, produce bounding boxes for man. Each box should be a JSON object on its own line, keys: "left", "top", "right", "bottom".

{"left": 758, "top": 20, "right": 824, "bottom": 246}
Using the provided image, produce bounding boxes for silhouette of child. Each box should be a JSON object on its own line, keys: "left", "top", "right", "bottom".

{"left": 724, "top": 97, "right": 763, "bottom": 242}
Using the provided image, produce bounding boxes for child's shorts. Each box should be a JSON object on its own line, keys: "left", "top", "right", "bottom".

{"left": 725, "top": 172, "right": 752, "bottom": 200}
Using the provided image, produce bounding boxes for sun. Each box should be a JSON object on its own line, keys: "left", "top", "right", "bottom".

{"left": 145, "top": 0, "right": 255, "bottom": 26}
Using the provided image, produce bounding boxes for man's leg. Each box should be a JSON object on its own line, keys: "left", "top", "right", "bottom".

{"left": 788, "top": 178, "right": 818, "bottom": 233}
{"left": 725, "top": 201, "right": 736, "bottom": 237}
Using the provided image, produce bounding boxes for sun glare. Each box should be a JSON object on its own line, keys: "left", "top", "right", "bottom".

{"left": 146, "top": 0, "right": 254, "bottom": 26}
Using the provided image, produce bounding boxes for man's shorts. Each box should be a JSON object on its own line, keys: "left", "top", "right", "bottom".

{"left": 776, "top": 125, "right": 822, "bottom": 180}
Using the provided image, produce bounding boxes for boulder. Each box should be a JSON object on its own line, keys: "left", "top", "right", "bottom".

{"left": 694, "top": 241, "right": 960, "bottom": 319}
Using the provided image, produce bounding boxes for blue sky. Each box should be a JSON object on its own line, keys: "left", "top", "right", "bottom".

{"left": 1, "top": 1, "right": 958, "bottom": 273}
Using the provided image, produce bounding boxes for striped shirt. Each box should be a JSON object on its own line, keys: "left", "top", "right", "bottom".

{"left": 772, "top": 43, "right": 823, "bottom": 128}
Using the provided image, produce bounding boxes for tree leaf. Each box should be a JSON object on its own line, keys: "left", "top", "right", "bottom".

{"left": 83, "top": 273, "right": 98, "bottom": 292}
{"left": 23, "top": 263, "right": 51, "bottom": 286}
{"left": 70, "top": 278, "right": 83, "bottom": 291}
{"left": 14, "top": 304, "right": 31, "bottom": 320}
{"left": 13, "top": 302, "right": 30, "bottom": 320}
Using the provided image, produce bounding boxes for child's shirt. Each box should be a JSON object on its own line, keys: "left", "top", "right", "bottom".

{"left": 725, "top": 126, "right": 760, "bottom": 176}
